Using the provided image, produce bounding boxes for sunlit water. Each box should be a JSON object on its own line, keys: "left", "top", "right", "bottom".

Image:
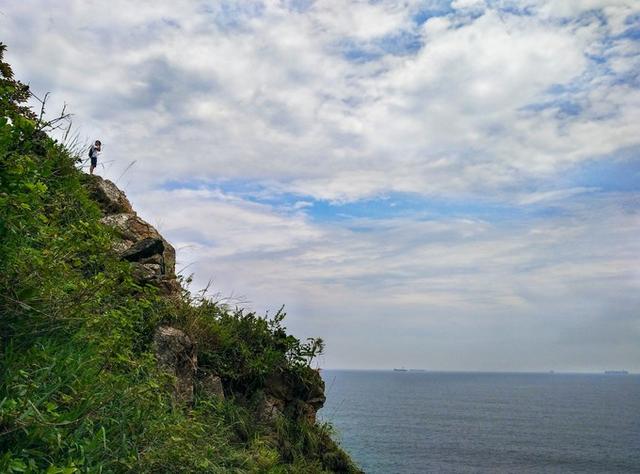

{"left": 319, "top": 370, "right": 640, "bottom": 473}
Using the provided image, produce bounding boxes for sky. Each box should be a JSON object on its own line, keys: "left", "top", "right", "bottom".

{"left": 3, "top": 0, "right": 639, "bottom": 371}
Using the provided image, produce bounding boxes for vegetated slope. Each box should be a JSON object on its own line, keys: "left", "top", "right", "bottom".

{"left": 0, "top": 43, "right": 360, "bottom": 473}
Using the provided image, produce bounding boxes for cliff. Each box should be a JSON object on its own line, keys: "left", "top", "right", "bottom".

{"left": 0, "top": 44, "right": 360, "bottom": 473}
{"left": 84, "top": 174, "right": 331, "bottom": 425}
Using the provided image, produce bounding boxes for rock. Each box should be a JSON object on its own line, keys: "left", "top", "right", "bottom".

{"left": 158, "top": 277, "right": 183, "bottom": 297}
{"left": 259, "top": 396, "right": 285, "bottom": 423}
{"left": 264, "top": 372, "right": 290, "bottom": 401}
{"left": 131, "top": 262, "right": 162, "bottom": 283}
{"left": 304, "top": 369, "right": 326, "bottom": 412}
{"left": 262, "top": 368, "right": 326, "bottom": 424}
{"left": 303, "top": 403, "right": 317, "bottom": 424}
{"left": 101, "top": 213, "right": 176, "bottom": 278}
{"left": 265, "top": 368, "right": 325, "bottom": 407}
{"left": 153, "top": 326, "right": 197, "bottom": 404}
{"left": 200, "top": 374, "right": 225, "bottom": 400}
{"left": 84, "top": 175, "right": 134, "bottom": 215}
{"left": 296, "top": 400, "right": 319, "bottom": 424}
{"left": 86, "top": 177, "right": 181, "bottom": 296}
{"left": 138, "top": 254, "right": 164, "bottom": 266}
{"left": 120, "top": 237, "right": 165, "bottom": 262}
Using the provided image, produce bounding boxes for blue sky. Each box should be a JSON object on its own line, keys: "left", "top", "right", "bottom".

{"left": 3, "top": 0, "right": 639, "bottom": 371}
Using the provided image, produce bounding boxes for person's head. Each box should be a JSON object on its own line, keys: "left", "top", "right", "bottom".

{"left": 95, "top": 140, "right": 102, "bottom": 148}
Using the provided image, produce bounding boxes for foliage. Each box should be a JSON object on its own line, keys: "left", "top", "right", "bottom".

{"left": 0, "top": 45, "right": 359, "bottom": 473}
{"left": 172, "top": 299, "right": 325, "bottom": 395}
{"left": 0, "top": 43, "right": 36, "bottom": 122}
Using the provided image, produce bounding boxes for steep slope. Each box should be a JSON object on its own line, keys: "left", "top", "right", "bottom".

{"left": 0, "top": 43, "right": 360, "bottom": 473}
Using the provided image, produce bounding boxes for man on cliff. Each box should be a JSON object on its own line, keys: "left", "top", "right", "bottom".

{"left": 89, "top": 140, "right": 102, "bottom": 175}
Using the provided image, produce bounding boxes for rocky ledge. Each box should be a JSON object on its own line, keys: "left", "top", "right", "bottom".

{"left": 84, "top": 175, "right": 180, "bottom": 295}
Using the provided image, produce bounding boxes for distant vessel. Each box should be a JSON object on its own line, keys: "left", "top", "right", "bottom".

{"left": 604, "top": 370, "right": 629, "bottom": 375}
{"left": 393, "top": 368, "right": 408, "bottom": 372}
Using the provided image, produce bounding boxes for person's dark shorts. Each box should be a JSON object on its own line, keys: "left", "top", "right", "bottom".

{"left": 90, "top": 156, "right": 97, "bottom": 167}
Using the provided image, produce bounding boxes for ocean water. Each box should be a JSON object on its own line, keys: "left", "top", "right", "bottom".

{"left": 319, "top": 370, "right": 640, "bottom": 473}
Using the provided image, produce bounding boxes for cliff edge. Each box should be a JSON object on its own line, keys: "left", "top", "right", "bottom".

{"left": 83, "top": 175, "right": 334, "bottom": 430}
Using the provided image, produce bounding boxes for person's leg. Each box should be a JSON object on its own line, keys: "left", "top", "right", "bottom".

{"left": 90, "top": 156, "right": 97, "bottom": 174}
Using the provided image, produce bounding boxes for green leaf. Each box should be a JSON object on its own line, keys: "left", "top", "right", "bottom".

{"left": 8, "top": 458, "right": 27, "bottom": 473}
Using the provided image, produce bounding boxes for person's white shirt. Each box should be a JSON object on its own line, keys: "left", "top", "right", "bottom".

{"left": 89, "top": 144, "right": 101, "bottom": 158}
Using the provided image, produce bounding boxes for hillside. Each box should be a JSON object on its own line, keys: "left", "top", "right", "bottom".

{"left": 0, "top": 43, "right": 360, "bottom": 473}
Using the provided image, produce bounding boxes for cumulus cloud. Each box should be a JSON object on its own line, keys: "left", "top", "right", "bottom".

{"left": 5, "top": 1, "right": 639, "bottom": 198}
{"left": 2, "top": 0, "right": 639, "bottom": 370}
{"left": 131, "top": 187, "right": 640, "bottom": 370}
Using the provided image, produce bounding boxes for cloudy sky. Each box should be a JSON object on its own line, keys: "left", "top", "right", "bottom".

{"left": 3, "top": 0, "right": 639, "bottom": 371}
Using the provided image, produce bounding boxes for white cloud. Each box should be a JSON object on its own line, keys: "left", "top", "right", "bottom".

{"left": 451, "top": 0, "right": 486, "bottom": 11}
{"left": 5, "top": 0, "right": 638, "bottom": 200}
{"left": 2, "top": 0, "right": 639, "bottom": 370}
{"left": 125, "top": 186, "right": 640, "bottom": 369}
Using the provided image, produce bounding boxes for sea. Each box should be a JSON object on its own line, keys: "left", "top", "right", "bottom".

{"left": 319, "top": 370, "right": 640, "bottom": 473}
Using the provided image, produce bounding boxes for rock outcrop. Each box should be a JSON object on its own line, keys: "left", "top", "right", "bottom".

{"left": 84, "top": 175, "right": 179, "bottom": 295}
{"left": 153, "top": 326, "right": 197, "bottom": 404}
{"left": 262, "top": 368, "right": 326, "bottom": 424}
{"left": 84, "top": 174, "right": 134, "bottom": 214}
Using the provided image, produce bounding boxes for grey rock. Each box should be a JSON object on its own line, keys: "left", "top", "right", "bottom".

{"left": 200, "top": 374, "right": 225, "bottom": 399}
{"left": 138, "top": 254, "right": 164, "bottom": 266}
{"left": 84, "top": 175, "right": 134, "bottom": 215}
{"left": 120, "top": 237, "right": 165, "bottom": 262}
{"left": 262, "top": 368, "right": 326, "bottom": 424}
{"left": 131, "top": 263, "right": 162, "bottom": 283}
{"left": 158, "top": 277, "right": 183, "bottom": 297}
{"left": 101, "top": 213, "right": 176, "bottom": 278}
{"left": 264, "top": 368, "right": 326, "bottom": 408}
{"left": 153, "top": 326, "right": 197, "bottom": 404}
{"left": 90, "top": 179, "right": 181, "bottom": 295}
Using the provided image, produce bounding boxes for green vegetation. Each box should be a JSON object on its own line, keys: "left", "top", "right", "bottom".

{"left": 0, "top": 43, "right": 359, "bottom": 473}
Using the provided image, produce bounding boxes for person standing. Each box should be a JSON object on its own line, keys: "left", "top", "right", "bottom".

{"left": 89, "top": 140, "right": 102, "bottom": 175}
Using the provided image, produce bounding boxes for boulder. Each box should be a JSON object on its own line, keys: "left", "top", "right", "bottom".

{"left": 158, "top": 278, "right": 183, "bottom": 297}
{"left": 153, "top": 326, "right": 197, "bottom": 404}
{"left": 84, "top": 175, "right": 134, "bottom": 215}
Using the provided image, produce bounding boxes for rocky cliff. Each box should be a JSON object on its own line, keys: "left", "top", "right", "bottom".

{"left": 84, "top": 176, "right": 180, "bottom": 296}
{"left": 83, "top": 175, "right": 332, "bottom": 441}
